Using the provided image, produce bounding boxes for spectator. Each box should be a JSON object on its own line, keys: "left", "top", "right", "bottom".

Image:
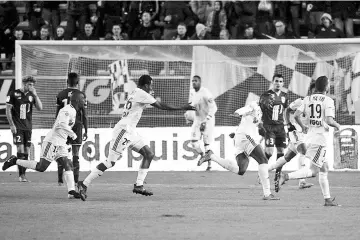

{"left": 125, "top": 1, "right": 159, "bottom": 39}
{"left": 189, "top": 0, "right": 213, "bottom": 24}
{"left": 239, "top": 23, "right": 265, "bottom": 40}
{"left": 272, "top": 19, "right": 296, "bottom": 39}
{"left": 171, "top": 23, "right": 190, "bottom": 40}
{"left": 32, "top": 25, "right": 51, "bottom": 40}
{"left": 42, "top": 1, "right": 61, "bottom": 38}
{"left": 331, "top": 1, "right": 357, "bottom": 38}
{"left": 77, "top": 22, "right": 99, "bottom": 40}
{"left": 307, "top": 13, "right": 344, "bottom": 38}
{"left": 97, "top": 1, "right": 127, "bottom": 37}
{"left": 190, "top": 23, "right": 211, "bottom": 40}
{"left": 14, "top": 29, "right": 30, "bottom": 41}
{"left": 238, "top": 1, "right": 257, "bottom": 27}
{"left": 65, "top": 1, "right": 90, "bottom": 40}
{"left": 224, "top": 1, "right": 241, "bottom": 39}
{"left": 288, "top": 1, "right": 301, "bottom": 38}
{"left": 257, "top": 0, "right": 273, "bottom": 36}
{"left": 206, "top": 1, "right": 227, "bottom": 39}
{"left": 55, "top": 26, "right": 65, "bottom": 40}
{"left": 306, "top": 1, "right": 331, "bottom": 26}
{"left": 132, "top": 11, "right": 160, "bottom": 40}
{"left": 105, "top": 24, "right": 128, "bottom": 40}
{"left": 160, "top": 1, "right": 195, "bottom": 40}
{"left": 219, "top": 29, "right": 230, "bottom": 40}
{"left": 26, "top": 1, "right": 44, "bottom": 33}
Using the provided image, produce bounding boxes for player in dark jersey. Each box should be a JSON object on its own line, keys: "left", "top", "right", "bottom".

{"left": 259, "top": 74, "right": 289, "bottom": 182}
{"left": 56, "top": 73, "right": 88, "bottom": 186}
{"left": 5, "top": 76, "right": 43, "bottom": 182}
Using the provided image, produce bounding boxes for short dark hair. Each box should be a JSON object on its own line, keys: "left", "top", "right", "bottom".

{"left": 22, "top": 76, "right": 36, "bottom": 84}
{"left": 315, "top": 76, "right": 328, "bottom": 92}
{"left": 272, "top": 73, "right": 283, "bottom": 81}
{"left": 193, "top": 75, "right": 201, "bottom": 80}
{"left": 178, "top": 22, "right": 187, "bottom": 28}
{"left": 41, "top": 25, "right": 49, "bottom": 31}
{"left": 70, "top": 91, "right": 85, "bottom": 102}
{"left": 67, "top": 72, "right": 79, "bottom": 87}
{"left": 138, "top": 75, "right": 152, "bottom": 87}
{"left": 84, "top": 22, "right": 93, "bottom": 27}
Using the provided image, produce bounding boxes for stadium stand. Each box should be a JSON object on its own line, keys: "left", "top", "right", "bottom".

{"left": 1, "top": 1, "right": 359, "bottom": 127}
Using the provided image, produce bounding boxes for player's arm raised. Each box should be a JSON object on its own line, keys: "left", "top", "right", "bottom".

{"left": 230, "top": 105, "right": 252, "bottom": 117}
{"left": 151, "top": 101, "right": 195, "bottom": 111}
{"left": 55, "top": 97, "right": 62, "bottom": 118}
{"left": 29, "top": 86, "right": 43, "bottom": 111}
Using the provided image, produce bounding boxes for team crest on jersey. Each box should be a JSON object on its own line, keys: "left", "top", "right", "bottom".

{"left": 28, "top": 96, "right": 33, "bottom": 102}
{"left": 14, "top": 92, "right": 20, "bottom": 97}
{"left": 281, "top": 96, "right": 286, "bottom": 103}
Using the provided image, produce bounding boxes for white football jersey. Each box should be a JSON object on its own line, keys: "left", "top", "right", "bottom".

{"left": 298, "top": 94, "right": 335, "bottom": 145}
{"left": 116, "top": 88, "right": 157, "bottom": 129}
{"left": 289, "top": 98, "right": 308, "bottom": 130}
{"left": 44, "top": 105, "right": 76, "bottom": 145}
{"left": 189, "top": 87, "right": 217, "bottom": 122}
{"left": 235, "top": 102, "right": 262, "bottom": 139}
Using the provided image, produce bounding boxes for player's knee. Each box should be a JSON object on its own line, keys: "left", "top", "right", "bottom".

{"left": 37, "top": 164, "right": 47, "bottom": 172}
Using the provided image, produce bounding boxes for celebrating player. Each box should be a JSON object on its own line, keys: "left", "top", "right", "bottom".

{"left": 6, "top": 76, "right": 43, "bottom": 182}
{"left": 2, "top": 92, "right": 86, "bottom": 199}
{"left": 56, "top": 73, "right": 88, "bottom": 186}
{"left": 77, "top": 75, "right": 195, "bottom": 201}
{"left": 199, "top": 101, "right": 279, "bottom": 200}
{"left": 185, "top": 75, "right": 217, "bottom": 171}
{"left": 278, "top": 76, "right": 340, "bottom": 206}
{"left": 259, "top": 74, "right": 289, "bottom": 183}
{"left": 269, "top": 82, "right": 316, "bottom": 191}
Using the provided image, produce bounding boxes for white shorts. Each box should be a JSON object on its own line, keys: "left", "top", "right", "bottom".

{"left": 306, "top": 144, "right": 327, "bottom": 168}
{"left": 109, "top": 126, "right": 145, "bottom": 161}
{"left": 191, "top": 119, "right": 215, "bottom": 144}
{"left": 40, "top": 141, "right": 68, "bottom": 162}
{"left": 234, "top": 133, "right": 259, "bottom": 156}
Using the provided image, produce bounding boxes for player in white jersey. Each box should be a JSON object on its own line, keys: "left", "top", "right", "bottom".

{"left": 198, "top": 101, "right": 279, "bottom": 200}
{"left": 77, "top": 75, "right": 195, "bottom": 201}
{"left": 185, "top": 75, "right": 217, "bottom": 171}
{"left": 278, "top": 76, "right": 340, "bottom": 206}
{"left": 2, "top": 92, "right": 86, "bottom": 199}
{"left": 269, "top": 82, "right": 316, "bottom": 191}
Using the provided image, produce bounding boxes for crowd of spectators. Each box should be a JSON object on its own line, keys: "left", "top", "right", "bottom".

{"left": 1, "top": 1, "right": 360, "bottom": 70}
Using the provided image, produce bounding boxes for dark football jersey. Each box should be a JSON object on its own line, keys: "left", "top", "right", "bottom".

{"left": 259, "top": 90, "right": 289, "bottom": 125}
{"left": 6, "top": 89, "right": 36, "bottom": 130}
{"left": 56, "top": 88, "right": 86, "bottom": 125}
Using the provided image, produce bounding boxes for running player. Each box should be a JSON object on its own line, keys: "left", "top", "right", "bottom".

{"left": 2, "top": 92, "right": 86, "bottom": 199}
{"left": 269, "top": 82, "right": 316, "bottom": 191}
{"left": 56, "top": 72, "right": 88, "bottom": 186}
{"left": 77, "top": 75, "right": 195, "bottom": 201}
{"left": 198, "top": 100, "right": 279, "bottom": 200}
{"left": 186, "top": 75, "right": 217, "bottom": 171}
{"left": 6, "top": 76, "right": 43, "bottom": 182}
{"left": 278, "top": 76, "right": 340, "bottom": 206}
{"left": 259, "top": 74, "right": 289, "bottom": 183}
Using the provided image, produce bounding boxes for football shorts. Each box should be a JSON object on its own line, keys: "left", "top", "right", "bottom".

{"left": 306, "top": 144, "right": 327, "bottom": 168}
{"left": 234, "top": 133, "right": 259, "bottom": 156}
{"left": 13, "top": 129, "right": 32, "bottom": 147}
{"left": 191, "top": 118, "right": 215, "bottom": 144}
{"left": 264, "top": 124, "right": 287, "bottom": 148}
{"left": 40, "top": 141, "right": 68, "bottom": 162}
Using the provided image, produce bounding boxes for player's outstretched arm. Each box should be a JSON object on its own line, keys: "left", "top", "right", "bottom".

{"left": 151, "top": 101, "right": 195, "bottom": 111}
{"left": 82, "top": 107, "right": 88, "bottom": 140}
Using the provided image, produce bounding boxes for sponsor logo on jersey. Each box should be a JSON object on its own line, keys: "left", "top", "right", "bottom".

{"left": 14, "top": 92, "right": 21, "bottom": 97}
{"left": 281, "top": 96, "right": 286, "bottom": 103}
{"left": 28, "top": 96, "right": 33, "bottom": 102}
